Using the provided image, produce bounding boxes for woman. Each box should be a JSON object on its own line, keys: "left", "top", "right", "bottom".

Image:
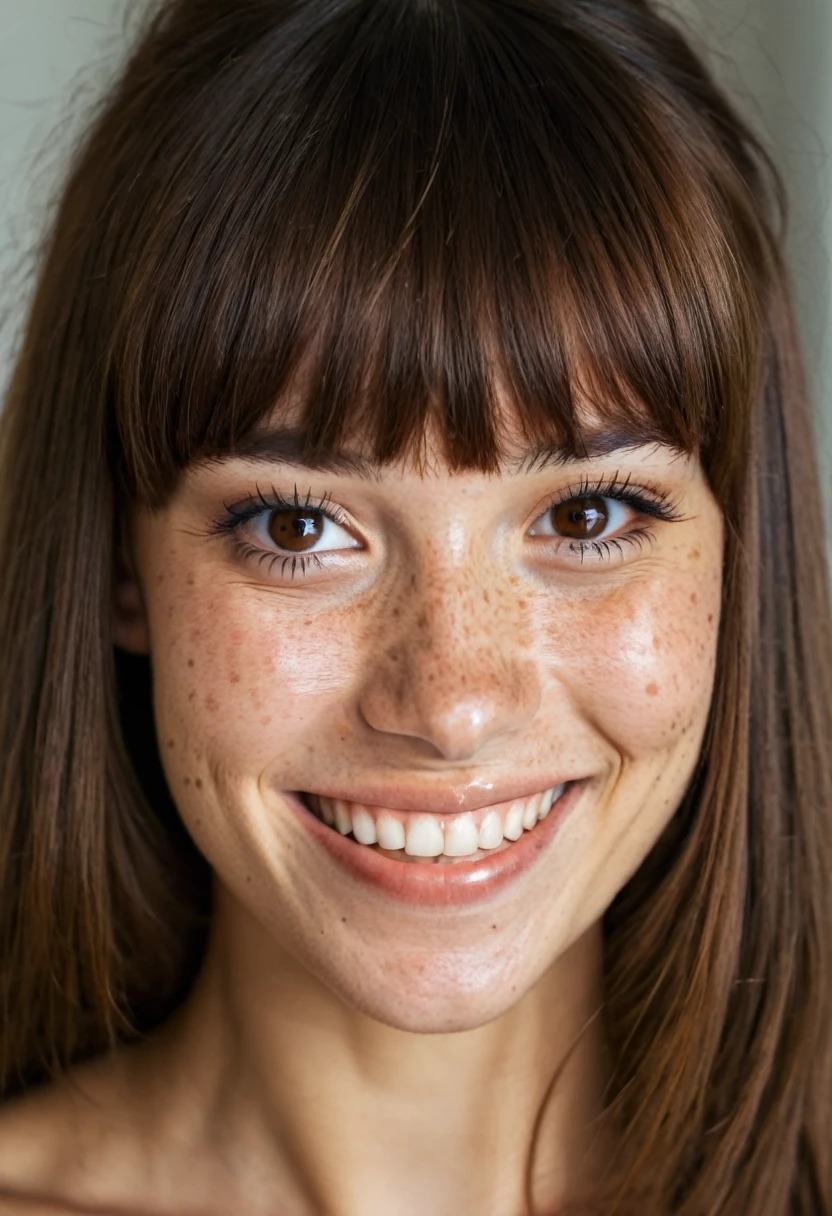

{"left": 0, "top": 0, "right": 829, "bottom": 1212}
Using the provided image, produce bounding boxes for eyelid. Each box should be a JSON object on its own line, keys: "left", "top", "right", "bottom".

{"left": 529, "top": 471, "right": 685, "bottom": 531}
{"left": 208, "top": 471, "right": 685, "bottom": 580}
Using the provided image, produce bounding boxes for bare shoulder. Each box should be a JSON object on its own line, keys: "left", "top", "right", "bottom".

{"left": 0, "top": 1051, "right": 150, "bottom": 1215}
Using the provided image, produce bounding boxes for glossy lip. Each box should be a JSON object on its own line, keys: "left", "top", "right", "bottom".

{"left": 292, "top": 778, "right": 575, "bottom": 817}
{"left": 284, "top": 780, "right": 585, "bottom": 907}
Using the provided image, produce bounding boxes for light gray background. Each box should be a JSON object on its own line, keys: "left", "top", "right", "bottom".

{"left": 1, "top": 0, "right": 830, "bottom": 562}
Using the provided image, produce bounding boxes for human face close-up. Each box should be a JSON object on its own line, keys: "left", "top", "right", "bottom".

{"left": 116, "top": 405, "right": 724, "bottom": 1036}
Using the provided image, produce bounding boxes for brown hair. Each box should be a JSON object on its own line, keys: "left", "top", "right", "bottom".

{"left": 0, "top": 0, "right": 830, "bottom": 1211}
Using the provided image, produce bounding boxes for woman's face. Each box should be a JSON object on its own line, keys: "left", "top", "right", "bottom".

{"left": 116, "top": 404, "right": 724, "bottom": 1033}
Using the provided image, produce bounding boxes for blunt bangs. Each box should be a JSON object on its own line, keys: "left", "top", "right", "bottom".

{"left": 107, "top": 0, "right": 771, "bottom": 506}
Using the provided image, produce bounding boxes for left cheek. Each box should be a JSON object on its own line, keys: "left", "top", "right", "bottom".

{"left": 571, "top": 576, "right": 721, "bottom": 758}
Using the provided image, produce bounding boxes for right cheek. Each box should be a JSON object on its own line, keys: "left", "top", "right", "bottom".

{"left": 150, "top": 616, "right": 365, "bottom": 775}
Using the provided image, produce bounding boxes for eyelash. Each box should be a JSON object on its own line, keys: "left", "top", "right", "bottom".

{"left": 208, "top": 474, "right": 684, "bottom": 580}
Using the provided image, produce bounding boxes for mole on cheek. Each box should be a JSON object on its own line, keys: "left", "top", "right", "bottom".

{"left": 205, "top": 694, "right": 218, "bottom": 712}
{"left": 646, "top": 682, "right": 659, "bottom": 696}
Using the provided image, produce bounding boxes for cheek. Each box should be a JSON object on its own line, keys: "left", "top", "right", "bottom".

{"left": 548, "top": 566, "right": 722, "bottom": 757}
{"left": 147, "top": 584, "right": 364, "bottom": 783}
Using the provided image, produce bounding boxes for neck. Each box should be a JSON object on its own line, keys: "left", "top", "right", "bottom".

{"left": 157, "top": 886, "right": 610, "bottom": 1216}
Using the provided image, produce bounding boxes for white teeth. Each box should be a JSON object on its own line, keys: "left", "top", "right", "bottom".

{"left": 523, "top": 792, "right": 541, "bottom": 830}
{"left": 350, "top": 806, "right": 377, "bottom": 846}
{"left": 334, "top": 799, "right": 353, "bottom": 835}
{"left": 376, "top": 812, "right": 406, "bottom": 851}
{"left": 478, "top": 810, "right": 504, "bottom": 850}
{"left": 540, "top": 784, "right": 563, "bottom": 819}
{"left": 405, "top": 814, "right": 445, "bottom": 857}
{"left": 503, "top": 800, "right": 525, "bottom": 841}
{"left": 443, "top": 812, "right": 480, "bottom": 857}
{"left": 313, "top": 783, "right": 569, "bottom": 857}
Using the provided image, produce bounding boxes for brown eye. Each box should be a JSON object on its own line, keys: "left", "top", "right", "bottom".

{"left": 551, "top": 495, "right": 609, "bottom": 540}
{"left": 267, "top": 509, "right": 325, "bottom": 552}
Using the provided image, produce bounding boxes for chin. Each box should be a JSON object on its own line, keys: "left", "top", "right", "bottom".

{"left": 326, "top": 952, "right": 533, "bottom": 1034}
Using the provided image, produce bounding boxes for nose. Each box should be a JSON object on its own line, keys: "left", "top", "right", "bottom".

{"left": 357, "top": 571, "right": 541, "bottom": 763}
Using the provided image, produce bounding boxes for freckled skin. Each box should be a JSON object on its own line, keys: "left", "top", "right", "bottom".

{"left": 0, "top": 417, "right": 726, "bottom": 1216}
{"left": 119, "top": 422, "right": 723, "bottom": 1035}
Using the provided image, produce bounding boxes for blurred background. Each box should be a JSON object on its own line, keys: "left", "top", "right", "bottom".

{"left": 1, "top": 0, "right": 830, "bottom": 564}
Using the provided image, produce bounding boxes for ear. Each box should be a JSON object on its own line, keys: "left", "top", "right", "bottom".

{"left": 112, "top": 524, "right": 150, "bottom": 655}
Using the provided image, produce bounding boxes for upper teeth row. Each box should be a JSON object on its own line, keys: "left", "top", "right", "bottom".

{"left": 313, "top": 784, "right": 566, "bottom": 858}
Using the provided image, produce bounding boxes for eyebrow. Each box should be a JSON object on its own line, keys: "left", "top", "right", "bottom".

{"left": 225, "top": 424, "right": 675, "bottom": 479}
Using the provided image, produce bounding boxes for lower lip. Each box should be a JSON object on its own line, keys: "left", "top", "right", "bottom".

{"left": 285, "top": 783, "right": 584, "bottom": 907}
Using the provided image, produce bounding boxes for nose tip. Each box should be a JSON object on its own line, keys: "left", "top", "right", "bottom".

{"left": 358, "top": 644, "right": 541, "bottom": 762}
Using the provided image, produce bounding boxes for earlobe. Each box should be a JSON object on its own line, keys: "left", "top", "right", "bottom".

{"left": 112, "top": 536, "right": 151, "bottom": 655}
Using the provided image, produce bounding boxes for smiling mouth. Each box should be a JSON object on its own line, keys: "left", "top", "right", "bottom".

{"left": 298, "top": 784, "right": 570, "bottom": 866}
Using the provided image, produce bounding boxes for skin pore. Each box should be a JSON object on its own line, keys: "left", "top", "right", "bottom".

{"left": 0, "top": 404, "right": 723, "bottom": 1216}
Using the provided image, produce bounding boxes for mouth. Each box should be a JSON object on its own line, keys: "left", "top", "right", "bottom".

{"left": 296, "top": 784, "right": 570, "bottom": 866}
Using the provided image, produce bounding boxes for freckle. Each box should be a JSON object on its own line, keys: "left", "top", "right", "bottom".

{"left": 646, "top": 682, "right": 659, "bottom": 696}
{"left": 195, "top": 778, "right": 203, "bottom": 790}
{"left": 689, "top": 547, "right": 701, "bottom": 560}
{"left": 184, "top": 777, "right": 191, "bottom": 786}
{"left": 518, "top": 600, "right": 526, "bottom": 609}
{"left": 188, "top": 690, "right": 196, "bottom": 701}
{"left": 391, "top": 607, "right": 400, "bottom": 618}
{"left": 483, "top": 590, "right": 490, "bottom": 604}
{"left": 187, "top": 658, "right": 194, "bottom": 668}
{"left": 708, "top": 614, "right": 714, "bottom": 623}
{"left": 652, "top": 636, "right": 661, "bottom": 651}
{"left": 230, "top": 672, "right": 241, "bottom": 684}
{"left": 167, "top": 738, "right": 175, "bottom": 749}
{"left": 690, "top": 593, "right": 698, "bottom": 603}
{"left": 491, "top": 923, "right": 498, "bottom": 930}
{"left": 157, "top": 573, "right": 164, "bottom": 584}
{"left": 205, "top": 694, "right": 218, "bottom": 712}
{"left": 246, "top": 875, "right": 252, "bottom": 884}
{"left": 190, "top": 628, "right": 202, "bottom": 641}
{"left": 261, "top": 715, "right": 272, "bottom": 726}
{"left": 417, "top": 614, "right": 427, "bottom": 629}
{"left": 341, "top": 916, "right": 347, "bottom": 923}
{"left": 187, "top": 575, "right": 194, "bottom": 586}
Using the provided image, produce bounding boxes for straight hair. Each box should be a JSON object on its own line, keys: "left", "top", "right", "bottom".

{"left": 0, "top": 1, "right": 830, "bottom": 1211}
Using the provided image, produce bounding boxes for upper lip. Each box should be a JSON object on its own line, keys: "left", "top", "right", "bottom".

{"left": 294, "top": 777, "right": 577, "bottom": 815}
